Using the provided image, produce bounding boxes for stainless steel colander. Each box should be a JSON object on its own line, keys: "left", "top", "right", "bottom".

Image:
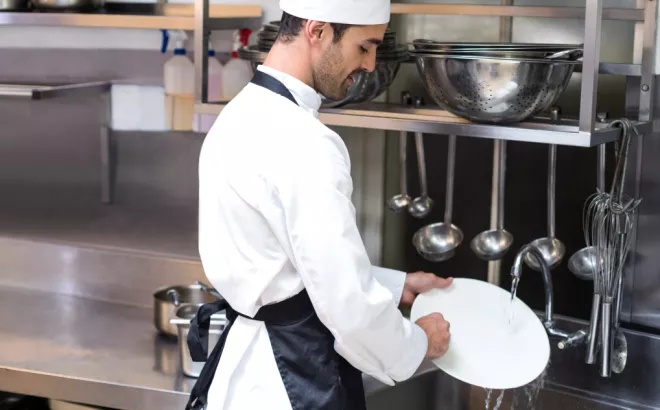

{"left": 411, "top": 52, "right": 578, "bottom": 124}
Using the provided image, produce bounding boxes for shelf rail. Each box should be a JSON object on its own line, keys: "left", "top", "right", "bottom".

{"left": 193, "top": 1, "right": 659, "bottom": 146}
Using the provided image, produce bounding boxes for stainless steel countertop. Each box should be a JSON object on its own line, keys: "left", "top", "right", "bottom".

{"left": 0, "top": 286, "right": 434, "bottom": 410}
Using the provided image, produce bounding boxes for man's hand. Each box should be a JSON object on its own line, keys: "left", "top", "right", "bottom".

{"left": 400, "top": 272, "right": 453, "bottom": 307}
{"left": 415, "top": 313, "right": 450, "bottom": 359}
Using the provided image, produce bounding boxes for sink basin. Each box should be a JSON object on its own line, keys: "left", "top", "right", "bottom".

{"left": 365, "top": 369, "right": 627, "bottom": 410}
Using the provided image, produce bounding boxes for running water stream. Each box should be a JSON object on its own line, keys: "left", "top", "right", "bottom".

{"left": 482, "top": 364, "right": 549, "bottom": 410}
{"left": 480, "top": 278, "right": 548, "bottom": 410}
{"left": 508, "top": 277, "right": 520, "bottom": 325}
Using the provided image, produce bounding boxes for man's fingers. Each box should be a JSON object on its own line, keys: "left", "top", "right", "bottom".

{"left": 436, "top": 276, "right": 453, "bottom": 288}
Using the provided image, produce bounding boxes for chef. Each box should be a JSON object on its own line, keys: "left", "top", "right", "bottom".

{"left": 187, "top": 0, "right": 452, "bottom": 409}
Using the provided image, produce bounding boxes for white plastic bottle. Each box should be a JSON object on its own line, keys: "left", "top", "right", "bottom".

{"left": 193, "top": 41, "right": 224, "bottom": 133}
{"left": 164, "top": 30, "right": 195, "bottom": 131}
{"left": 221, "top": 29, "right": 254, "bottom": 101}
{"left": 207, "top": 40, "right": 224, "bottom": 103}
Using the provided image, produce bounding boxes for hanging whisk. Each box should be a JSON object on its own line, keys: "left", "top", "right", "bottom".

{"left": 582, "top": 118, "right": 642, "bottom": 377}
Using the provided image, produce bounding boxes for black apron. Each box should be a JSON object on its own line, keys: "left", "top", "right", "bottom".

{"left": 184, "top": 71, "right": 367, "bottom": 410}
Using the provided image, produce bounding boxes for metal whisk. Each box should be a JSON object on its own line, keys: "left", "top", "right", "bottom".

{"left": 582, "top": 118, "right": 642, "bottom": 377}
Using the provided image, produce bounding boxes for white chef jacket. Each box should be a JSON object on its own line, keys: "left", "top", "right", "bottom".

{"left": 198, "top": 65, "right": 428, "bottom": 410}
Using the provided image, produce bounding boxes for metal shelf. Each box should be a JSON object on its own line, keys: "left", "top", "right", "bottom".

{"left": 192, "top": 0, "right": 657, "bottom": 144}
{"left": 0, "top": 80, "right": 110, "bottom": 99}
{"left": 0, "top": 3, "right": 261, "bottom": 30}
{"left": 582, "top": 63, "right": 641, "bottom": 77}
{"left": 195, "top": 102, "right": 654, "bottom": 148}
{"left": 390, "top": 3, "right": 644, "bottom": 21}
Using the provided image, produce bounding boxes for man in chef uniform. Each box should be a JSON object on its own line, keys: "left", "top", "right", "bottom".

{"left": 187, "top": 0, "right": 452, "bottom": 409}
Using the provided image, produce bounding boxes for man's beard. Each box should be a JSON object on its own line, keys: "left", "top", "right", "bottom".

{"left": 312, "top": 43, "right": 353, "bottom": 101}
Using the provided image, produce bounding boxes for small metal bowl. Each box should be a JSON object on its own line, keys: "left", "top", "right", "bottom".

{"left": 411, "top": 51, "right": 578, "bottom": 124}
{"left": 238, "top": 45, "right": 408, "bottom": 108}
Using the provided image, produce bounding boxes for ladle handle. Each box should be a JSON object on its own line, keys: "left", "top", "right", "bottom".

{"left": 413, "top": 97, "right": 429, "bottom": 197}
{"left": 415, "top": 133, "right": 428, "bottom": 196}
{"left": 497, "top": 140, "right": 507, "bottom": 230}
{"left": 444, "top": 135, "right": 456, "bottom": 224}
{"left": 548, "top": 144, "right": 557, "bottom": 238}
{"left": 548, "top": 107, "right": 560, "bottom": 238}
{"left": 399, "top": 92, "right": 412, "bottom": 195}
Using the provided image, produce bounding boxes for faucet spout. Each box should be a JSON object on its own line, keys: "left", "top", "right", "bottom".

{"left": 510, "top": 244, "right": 587, "bottom": 348}
{"left": 511, "top": 244, "right": 555, "bottom": 328}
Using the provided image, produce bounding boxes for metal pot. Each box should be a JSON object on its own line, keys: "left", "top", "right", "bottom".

{"left": 153, "top": 283, "right": 218, "bottom": 337}
{"left": 170, "top": 304, "right": 227, "bottom": 378}
{"left": 30, "top": 0, "right": 103, "bottom": 10}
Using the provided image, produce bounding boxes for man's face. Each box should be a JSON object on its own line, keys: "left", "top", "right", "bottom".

{"left": 312, "top": 24, "right": 387, "bottom": 101}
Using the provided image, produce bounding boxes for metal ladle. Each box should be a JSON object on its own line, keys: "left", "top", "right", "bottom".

{"left": 524, "top": 106, "right": 566, "bottom": 271}
{"left": 387, "top": 91, "right": 413, "bottom": 213}
{"left": 569, "top": 113, "right": 609, "bottom": 280}
{"left": 408, "top": 97, "right": 434, "bottom": 218}
{"left": 471, "top": 139, "right": 513, "bottom": 260}
{"left": 413, "top": 134, "right": 463, "bottom": 262}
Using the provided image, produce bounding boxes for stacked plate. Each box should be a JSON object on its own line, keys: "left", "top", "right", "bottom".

{"left": 409, "top": 40, "right": 583, "bottom": 124}
{"left": 256, "top": 20, "right": 280, "bottom": 52}
{"left": 242, "top": 23, "right": 408, "bottom": 108}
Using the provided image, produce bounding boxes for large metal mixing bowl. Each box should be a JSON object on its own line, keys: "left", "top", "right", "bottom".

{"left": 412, "top": 53, "right": 578, "bottom": 124}
{"left": 411, "top": 39, "right": 582, "bottom": 51}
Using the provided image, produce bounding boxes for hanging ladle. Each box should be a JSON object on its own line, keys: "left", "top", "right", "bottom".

{"left": 387, "top": 91, "right": 413, "bottom": 213}
{"left": 471, "top": 139, "right": 513, "bottom": 260}
{"left": 524, "top": 106, "right": 566, "bottom": 271}
{"left": 568, "top": 113, "right": 609, "bottom": 280}
{"left": 413, "top": 134, "right": 463, "bottom": 262}
{"left": 408, "top": 97, "right": 434, "bottom": 218}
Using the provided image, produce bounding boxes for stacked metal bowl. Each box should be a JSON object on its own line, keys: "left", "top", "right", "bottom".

{"left": 239, "top": 22, "right": 408, "bottom": 108}
{"left": 410, "top": 40, "right": 583, "bottom": 124}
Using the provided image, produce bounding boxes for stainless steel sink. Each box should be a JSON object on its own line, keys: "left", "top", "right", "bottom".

{"left": 363, "top": 314, "right": 660, "bottom": 410}
{"left": 366, "top": 368, "right": 628, "bottom": 410}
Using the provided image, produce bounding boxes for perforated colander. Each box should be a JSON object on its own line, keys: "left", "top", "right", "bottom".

{"left": 412, "top": 52, "right": 578, "bottom": 124}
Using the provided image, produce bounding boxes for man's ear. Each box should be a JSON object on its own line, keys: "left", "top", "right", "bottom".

{"left": 304, "top": 20, "right": 329, "bottom": 47}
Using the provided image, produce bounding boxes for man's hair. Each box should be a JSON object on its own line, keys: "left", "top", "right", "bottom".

{"left": 277, "top": 11, "right": 352, "bottom": 44}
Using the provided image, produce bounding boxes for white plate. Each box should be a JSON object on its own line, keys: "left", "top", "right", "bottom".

{"left": 410, "top": 277, "right": 550, "bottom": 390}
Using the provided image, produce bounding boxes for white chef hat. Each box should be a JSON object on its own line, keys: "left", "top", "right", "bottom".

{"left": 279, "top": 0, "right": 390, "bottom": 26}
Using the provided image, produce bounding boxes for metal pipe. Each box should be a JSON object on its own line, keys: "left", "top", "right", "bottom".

{"left": 638, "top": 0, "right": 657, "bottom": 122}
{"left": 579, "top": 0, "right": 604, "bottom": 133}
{"left": 193, "top": 0, "right": 209, "bottom": 104}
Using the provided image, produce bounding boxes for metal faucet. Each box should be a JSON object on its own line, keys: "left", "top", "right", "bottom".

{"left": 511, "top": 244, "right": 587, "bottom": 349}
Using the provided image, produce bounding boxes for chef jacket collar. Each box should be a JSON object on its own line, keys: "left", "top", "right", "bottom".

{"left": 257, "top": 65, "right": 323, "bottom": 118}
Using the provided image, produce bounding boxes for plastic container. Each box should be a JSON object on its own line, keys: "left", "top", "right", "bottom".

{"left": 221, "top": 29, "right": 253, "bottom": 100}
{"left": 207, "top": 40, "right": 224, "bottom": 102}
{"left": 163, "top": 30, "right": 195, "bottom": 131}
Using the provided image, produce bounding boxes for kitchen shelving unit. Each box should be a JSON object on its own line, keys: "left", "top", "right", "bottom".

{"left": 193, "top": 0, "right": 659, "bottom": 147}
{"left": 195, "top": 101, "right": 654, "bottom": 147}
{"left": 0, "top": 2, "right": 261, "bottom": 30}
